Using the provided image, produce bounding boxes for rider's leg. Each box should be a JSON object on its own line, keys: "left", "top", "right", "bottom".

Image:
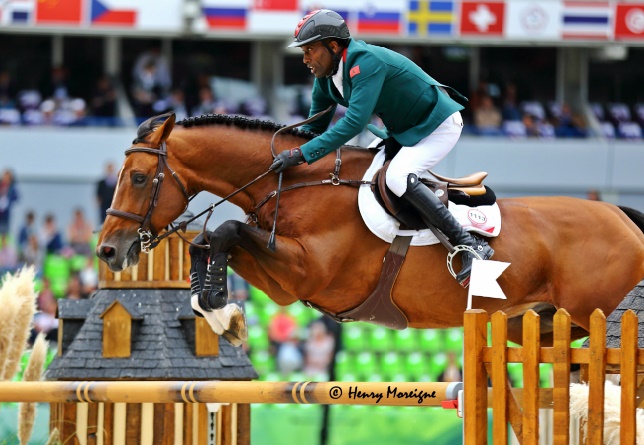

{"left": 385, "top": 111, "right": 493, "bottom": 286}
{"left": 402, "top": 173, "right": 494, "bottom": 285}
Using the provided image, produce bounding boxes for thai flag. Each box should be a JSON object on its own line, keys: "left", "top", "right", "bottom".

{"left": 562, "top": 1, "right": 611, "bottom": 40}
{"left": 357, "top": 9, "right": 401, "bottom": 34}
{"left": 91, "top": 0, "right": 136, "bottom": 26}
{"left": 203, "top": 7, "right": 247, "bottom": 29}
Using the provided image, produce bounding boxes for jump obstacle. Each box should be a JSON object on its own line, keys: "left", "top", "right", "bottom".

{"left": 1, "top": 308, "right": 642, "bottom": 445}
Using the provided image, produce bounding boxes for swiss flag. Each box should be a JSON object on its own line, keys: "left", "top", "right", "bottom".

{"left": 253, "top": 0, "right": 297, "bottom": 11}
{"left": 614, "top": 3, "right": 644, "bottom": 39}
{"left": 460, "top": 1, "right": 504, "bottom": 36}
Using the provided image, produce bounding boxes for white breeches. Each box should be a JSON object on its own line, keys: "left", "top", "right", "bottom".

{"left": 381, "top": 111, "right": 463, "bottom": 197}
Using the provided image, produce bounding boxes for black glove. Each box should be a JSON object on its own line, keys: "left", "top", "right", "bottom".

{"left": 270, "top": 147, "right": 305, "bottom": 173}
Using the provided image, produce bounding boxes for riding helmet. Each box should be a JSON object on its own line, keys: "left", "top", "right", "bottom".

{"left": 288, "top": 9, "right": 350, "bottom": 48}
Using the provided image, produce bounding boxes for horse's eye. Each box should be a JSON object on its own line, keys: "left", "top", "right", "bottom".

{"left": 133, "top": 173, "right": 146, "bottom": 185}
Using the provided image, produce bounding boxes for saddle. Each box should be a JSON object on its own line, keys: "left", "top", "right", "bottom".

{"left": 371, "top": 161, "right": 495, "bottom": 231}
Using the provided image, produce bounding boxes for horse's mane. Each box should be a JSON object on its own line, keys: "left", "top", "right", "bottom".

{"left": 132, "top": 111, "right": 319, "bottom": 144}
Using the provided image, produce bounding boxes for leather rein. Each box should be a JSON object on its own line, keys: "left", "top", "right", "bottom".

{"left": 105, "top": 108, "right": 371, "bottom": 254}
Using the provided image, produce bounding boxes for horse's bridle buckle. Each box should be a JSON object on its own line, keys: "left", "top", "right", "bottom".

{"left": 138, "top": 228, "right": 153, "bottom": 253}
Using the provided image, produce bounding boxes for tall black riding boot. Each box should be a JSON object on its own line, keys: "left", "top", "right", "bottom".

{"left": 402, "top": 173, "right": 494, "bottom": 286}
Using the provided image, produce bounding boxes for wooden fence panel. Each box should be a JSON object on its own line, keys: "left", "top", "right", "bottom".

{"left": 620, "top": 310, "right": 638, "bottom": 444}
{"left": 491, "top": 311, "right": 508, "bottom": 445}
{"left": 552, "top": 309, "right": 571, "bottom": 445}
{"left": 522, "top": 310, "right": 540, "bottom": 445}
{"left": 587, "top": 309, "right": 606, "bottom": 445}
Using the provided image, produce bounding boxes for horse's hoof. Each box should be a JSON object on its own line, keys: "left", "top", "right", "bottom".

{"left": 222, "top": 331, "right": 244, "bottom": 347}
{"left": 202, "top": 290, "right": 228, "bottom": 310}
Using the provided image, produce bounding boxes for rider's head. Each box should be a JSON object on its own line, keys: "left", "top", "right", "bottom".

{"left": 288, "top": 9, "right": 351, "bottom": 78}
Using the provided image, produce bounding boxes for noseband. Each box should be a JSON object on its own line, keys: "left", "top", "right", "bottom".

{"left": 106, "top": 141, "right": 191, "bottom": 253}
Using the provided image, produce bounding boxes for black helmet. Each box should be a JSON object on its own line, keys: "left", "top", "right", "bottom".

{"left": 288, "top": 9, "right": 350, "bottom": 48}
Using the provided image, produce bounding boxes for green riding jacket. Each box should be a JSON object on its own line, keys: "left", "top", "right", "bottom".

{"left": 300, "top": 38, "right": 466, "bottom": 163}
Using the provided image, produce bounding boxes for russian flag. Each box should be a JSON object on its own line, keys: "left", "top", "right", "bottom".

{"left": 562, "top": 1, "right": 611, "bottom": 40}
{"left": 203, "top": 7, "right": 247, "bottom": 29}
{"left": 91, "top": 0, "right": 136, "bottom": 26}
{"left": 357, "top": 10, "right": 401, "bottom": 34}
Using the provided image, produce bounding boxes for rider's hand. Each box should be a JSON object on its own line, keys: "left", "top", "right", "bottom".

{"left": 270, "top": 147, "right": 305, "bottom": 173}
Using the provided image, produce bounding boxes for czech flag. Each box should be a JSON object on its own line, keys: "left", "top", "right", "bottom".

{"left": 91, "top": 0, "right": 136, "bottom": 26}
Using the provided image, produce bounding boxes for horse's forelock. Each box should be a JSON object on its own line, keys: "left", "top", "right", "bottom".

{"left": 133, "top": 112, "right": 175, "bottom": 144}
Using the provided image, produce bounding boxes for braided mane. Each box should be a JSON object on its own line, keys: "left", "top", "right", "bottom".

{"left": 177, "top": 114, "right": 319, "bottom": 140}
{"left": 133, "top": 112, "right": 319, "bottom": 144}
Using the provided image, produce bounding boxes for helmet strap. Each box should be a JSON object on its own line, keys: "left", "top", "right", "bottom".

{"left": 322, "top": 41, "right": 342, "bottom": 78}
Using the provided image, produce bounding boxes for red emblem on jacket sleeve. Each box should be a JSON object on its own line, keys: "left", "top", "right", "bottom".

{"left": 350, "top": 65, "right": 361, "bottom": 78}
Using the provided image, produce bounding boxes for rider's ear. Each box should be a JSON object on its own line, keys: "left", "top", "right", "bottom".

{"left": 149, "top": 113, "right": 176, "bottom": 147}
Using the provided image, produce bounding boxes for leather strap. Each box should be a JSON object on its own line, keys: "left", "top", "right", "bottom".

{"left": 302, "top": 235, "right": 412, "bottom": 330}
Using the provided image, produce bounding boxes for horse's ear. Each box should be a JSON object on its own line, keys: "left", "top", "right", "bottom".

{"left": 149, "top": 113, "right": 176, "bottom": 147}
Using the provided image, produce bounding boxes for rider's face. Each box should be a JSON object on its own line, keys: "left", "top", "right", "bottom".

{"left": 301, "top": 41, "right": 338, "bottom": 78}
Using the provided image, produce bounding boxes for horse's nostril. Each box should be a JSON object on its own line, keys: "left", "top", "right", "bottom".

{"left": 99, "top": 245, "right": 115, "bottom": 259}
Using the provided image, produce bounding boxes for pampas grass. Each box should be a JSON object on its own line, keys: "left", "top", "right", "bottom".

{"left": 45, "top": 427, "right": 60, "bottom": 445}
{"left": 0, "top": 267, "right": 37, "bottom": 381}
{"left": 18, "top": 333, "right": 49, "bottom": 445}
{"left": 570, "top": 381, "right": 644, "bottom": 444}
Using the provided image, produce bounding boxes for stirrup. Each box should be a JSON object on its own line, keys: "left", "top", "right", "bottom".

{"left": 446, "top": 245, "right": 483, "bottom": 285}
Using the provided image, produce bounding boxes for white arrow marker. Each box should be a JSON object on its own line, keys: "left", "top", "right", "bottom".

{"left": 467, "top": 259, "right": 511, "bottom": 310}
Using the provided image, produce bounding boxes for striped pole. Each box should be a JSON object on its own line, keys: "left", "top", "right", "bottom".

{"left": 0, "top": 381, "right": 462, "bottom": 407}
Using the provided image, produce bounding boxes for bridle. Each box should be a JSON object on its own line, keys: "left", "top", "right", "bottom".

{"left": 105, "top": 106, "right": 338, "bottom": 254}
{"left": 106, "top": 141, "right": 193, "bottom": 253}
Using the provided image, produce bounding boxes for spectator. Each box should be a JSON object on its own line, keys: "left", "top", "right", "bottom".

{"left": 18, "top": 210, "right": 36, "bottom": 255}
{"left": 41, "top": 66, "right": 70, "bottom": 105}
{"left": 96, "top": 162, "right": 117, "bottom": 224}
{"left": 0, "top": 233, "right": 18, "bottom": 275}
{"left": 131, "top": 59, "right": 162, "bottom": 120}
{"left": 132, "top": 47, "right": 171, "bottom": 97}
{"left": 0, "top": 70, "right": 17, "bottom": 106}
{"left": 20, "top": 234, "right": 43, "bottom": 271}
{"left": 0, "top": 168, "right": 19, "bottom": 237}
{"left": 438, "top": 352, "right": 463, "bottom": 383}
{"left": 522, "top": 113, "right": 540, "bottom": 137}
{"left": 33, "top": 278, "right": 59, "bottom": 342}
{"left": 303, "top": 320, "right": 335, "bottom": 377}
{"left": 65, "top": 273, "right": 84, "bottom": 300}
{"left": 166, "top": 88, "right": 189, "bottom": 121}
{"left": 268, "top": 307, "right": 298, "bottom": 356}
{"left": 79, "top": 256, "right": 98, "bottom": 297}
{"left": 67, "top": 207, "right": 93, "bottom": 256}
{"left": 88, "top": 75, "right": 118, "bottom": 126}
{"left": 554, "top": 102, "right": 586, "bottom": 138}
{"left": 587, "top": 189, "right": 602, "bottom": 201}
{"left": 473, "top": 95, "right": 502, "bottom": 136}
{"left": 501, "top": 82, "right": 522, "bottom": 121}
{"left": 39, "top": 213, "right": 64, "bottom": 255}
{"left": 192, "top": 85, "right": 225, "bottom": 116}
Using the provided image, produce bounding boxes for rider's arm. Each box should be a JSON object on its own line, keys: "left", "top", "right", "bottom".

{"left": 300, "top": 53, "right": 386, "bottom": 163}
{"left": 301, "top": 79, "right": 337, "bottom": 135}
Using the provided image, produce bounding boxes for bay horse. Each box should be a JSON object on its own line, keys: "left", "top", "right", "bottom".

{"left": 97, "top": 113, "right": 644, "bottom": 347}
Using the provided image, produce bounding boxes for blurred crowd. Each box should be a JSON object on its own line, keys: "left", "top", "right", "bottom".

{"left": 1, "top": 46, "right": 641, "bottom": 140}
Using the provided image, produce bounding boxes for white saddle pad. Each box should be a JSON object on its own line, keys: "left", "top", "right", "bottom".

{"left": 358, "top": 150, "right": 502, "bottom": 246}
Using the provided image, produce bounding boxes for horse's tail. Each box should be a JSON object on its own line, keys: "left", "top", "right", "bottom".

{"left": 619, "top": 206, "right": 644, "bottom": 234}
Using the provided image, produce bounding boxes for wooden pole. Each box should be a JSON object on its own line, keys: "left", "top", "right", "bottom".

{"left": 0, "top": 381, "right": 462, "bottom": 407}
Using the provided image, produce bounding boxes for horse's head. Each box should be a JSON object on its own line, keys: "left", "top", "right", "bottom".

{"left": 97, "top": 112, "right": 190, "bottom": 271}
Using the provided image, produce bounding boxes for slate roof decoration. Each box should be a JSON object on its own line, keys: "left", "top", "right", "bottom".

{"left": 601, "top": 278, "right": 644, "bottom": 349}
{"left": 46, "top": 288, "right": 258, "bottom": 381}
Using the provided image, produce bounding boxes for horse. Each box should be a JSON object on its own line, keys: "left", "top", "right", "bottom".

{"left": 96, "top": 112, "right": 644, "bottom": 347}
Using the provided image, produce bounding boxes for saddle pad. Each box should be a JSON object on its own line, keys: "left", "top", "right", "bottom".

{"left": 358, "top": 150, "right": 502, "bottom": 246}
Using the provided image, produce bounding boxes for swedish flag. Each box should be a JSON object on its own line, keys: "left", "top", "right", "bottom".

{"left": 407, "top": 0, "right": 455, "bottom": 36}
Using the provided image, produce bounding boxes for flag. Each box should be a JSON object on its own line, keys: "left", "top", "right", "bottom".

{"left": 407, "top": 0, "right": 456, "bottom": 36}
{"left": 0, "top": 0, "right": 34, "bottom": 25}
{"left": 460, "top": 1, "right": 504, "bottom": 36}
{"left": 357, "top": 9, "right": 401, "bottom": 34}
{"left": 467, "top": 260, "right": 510, "bottom": 310}
{"left": 90, "top": 0, "right": 136, "bottom": 26}
{"left": 203, "top": 6, "right": 247, "bottom": 29}
{"left": 253, "top": 0, "right": 296, "bottom": 11}
{"left": 614, "top": 3, "right": 644, "bottom": 40}
{"left": 562, "top": 1, "right": 611, "bottom": 40}
{"left": 35, "top": 0, "right": 82, "bottom": 24}
{"left": 504, "top": 1, "right": 562, "bottom": 40}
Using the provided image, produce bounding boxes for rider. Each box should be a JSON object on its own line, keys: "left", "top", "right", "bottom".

{"left": 270, "top": 9, "right": 494, "bottom": 287}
